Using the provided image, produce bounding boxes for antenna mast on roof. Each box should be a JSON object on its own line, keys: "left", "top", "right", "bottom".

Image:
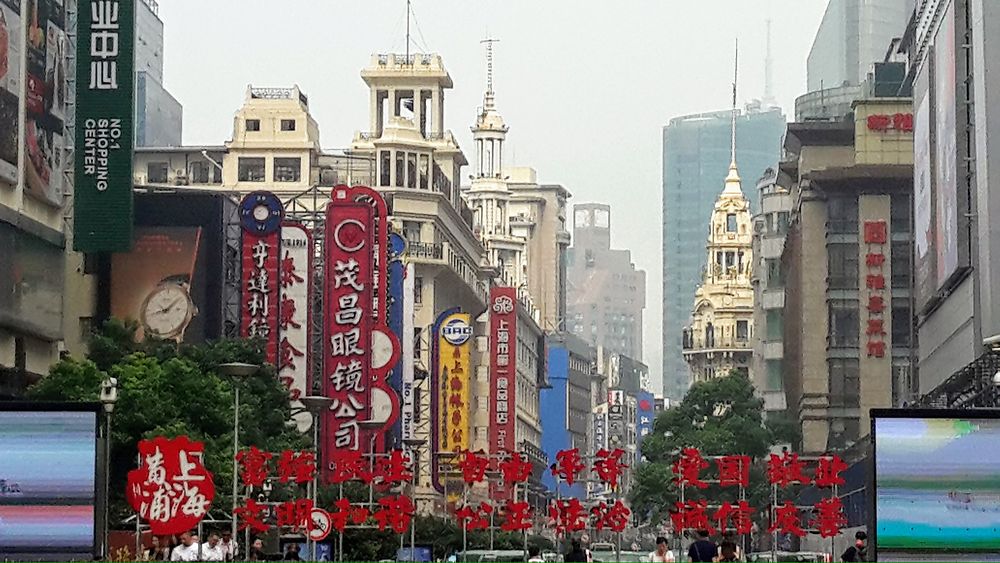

{"left": 731, "top": 38, "right": 738, "bottom": 169}
{"left": 764, "top": 19, "right": 774, "bottom": 102}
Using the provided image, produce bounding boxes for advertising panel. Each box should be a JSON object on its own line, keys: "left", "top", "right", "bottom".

{"left": 400, "top": 263, "right": 415, "bottom": 443}
{"left": 0, "top": 0, "right": 21, "bottom": 185}
{"left": 635, "top": 390, "right": 654, "bottom": 448}
{"left": 430, "top": 307, "right": 459, "bottom": 493}
{"left": 74, "top": 0, "right": 135, "bottom": 252}
{"left": 873, "top": 409, "right": 1000, "bottom": 559}
{"left": 110, "top": 227, "right": 201, "bottom": 343}
{"left": 278, "top": 223, "right": 311, "bottom": 432}
{"left": 436, "top": 312, "right": 472, "bottom": 454}
{"left": 241, "top": 231, "right": 280, "bottom": 366}
{"left": 913, "top": 62, "right": 936, "bottom": 311}
{"left": 323, "top": 198, "right": 374, "bottom": 464}
{"left": 934, "top": 0, "right": 962, "bottom": 290}
{"left": 24, "top": 0, "right": 68, "bottom": 206}
{"left": 0, "top": 404, "right": 97, "bottom": 561}
{"left": 489, "top": 288, "right": 517, "bottom": 457}
{"left": 385, "top": 233, "right": 405, "bottom": 448}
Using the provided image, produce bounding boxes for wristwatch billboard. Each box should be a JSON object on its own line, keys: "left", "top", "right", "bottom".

{"left": 139, "top": 274, "right": 197, "bottom": 341}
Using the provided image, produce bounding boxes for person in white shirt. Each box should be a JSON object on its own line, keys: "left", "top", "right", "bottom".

{"left": 170, "top": 532, "right": 200, "bottom": 562}
{"left": 218, "top": 531, "right": 238, "bottom": 562}
{"left": 649, "top": 536, "right": 676, "bottom": 563}
{"left": 527, "top": 546, "right": 545, "bottom": 563}
{"left": 201, "top": 533, "right": 225, "bottom": 562}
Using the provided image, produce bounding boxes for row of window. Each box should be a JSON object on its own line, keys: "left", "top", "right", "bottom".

{"left": 826, "top": 195, "right": 911, "bottom": 234}
{"left": 828, "top": 299, "right": 912, "bottom": 348}
{"left": 237, "top": 157, "right": 302, "bottom": 183}
{"left": 145, "top": 161, "right": 222, "bottom": 184}
{"left": 828, "top": 241, "right": 911, "bottom": 289}
{"left": 245, "top": 118, "right": 296, "bottom": 132}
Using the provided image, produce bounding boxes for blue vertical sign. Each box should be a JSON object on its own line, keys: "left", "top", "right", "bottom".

{"left": 386, "top": 233, "right": 407, "bottom": 449}
{"left": 635, "top": 391, "right": 655, "bottom": 454}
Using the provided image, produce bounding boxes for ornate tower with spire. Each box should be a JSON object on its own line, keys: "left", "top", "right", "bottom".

{"left": 681, "top": 42, "right": 756, "bottom": 384}
{"left": 463, "top": 38, "right": 529, "bottom": 291}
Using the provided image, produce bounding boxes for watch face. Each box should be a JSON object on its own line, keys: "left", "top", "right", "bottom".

{"left": 141, "top": 283, "right": 193, "bottom": 338}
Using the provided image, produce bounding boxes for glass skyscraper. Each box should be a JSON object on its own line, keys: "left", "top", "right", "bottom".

{"left": 661, "top": 105, "right": 785, "bottom": 400}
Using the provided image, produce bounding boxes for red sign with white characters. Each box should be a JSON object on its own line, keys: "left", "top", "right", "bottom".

{"left": 279, "top": 222, "right": 312, "bottom": 432}
{"left": 867, "top": 113, "right": 913, "bottom": 133}
{"left": 126, "top": 436, "right": 215, "bottom": 536}
{"left": 323, "top": 197, "right": 374, "bottom": 458}
{"left": 242, "top": 231, "right": 281, "bottom": 365}
{"left": 489, "top": 286, "right": 517, "bottom": 500}
{"left": 863, "top": 220, "right": 888, "bottom": 358}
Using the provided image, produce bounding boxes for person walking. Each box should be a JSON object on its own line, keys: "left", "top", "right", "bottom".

{"left": 218, "top": 531, "right": 238, "bottom": 562}
{"left": 169, "top": 532, "right": 200, "bottom": 562}
{"left": 841, "top": 531, "right": 867, "bottom": 562}
{"left": 716, "top": 532, "right": 743, "bottom": 562}
{"left": 563, "top": 539, "right": 588, "bottom": 563}
{"left": 686, "top": 530, "right": 717, "bottom": 563}
{"left": 201, "top": 533, "right": 225, "bottom": 562}
{"left": 527, "top": 546, "right": 545, "bottom": 563}
{"left": 649, "top": 536, "right": 676, "bottom": 562}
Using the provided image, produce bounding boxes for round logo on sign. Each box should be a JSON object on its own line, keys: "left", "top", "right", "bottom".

{"left": 309, "top": 508, "right": 332, "bottom": 541}
{"left": 239, "top": 191, "right": 284, "bottom": 235}
{"left": 492, "top": 295, "right": 515, "bottom": 315}
{"left": 442, "top": 317, "right": 472, "bottom": 346}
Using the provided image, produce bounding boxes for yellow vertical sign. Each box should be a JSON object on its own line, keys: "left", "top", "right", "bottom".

{"left": 438, "top": 312, "right": 472, "bottom": 454}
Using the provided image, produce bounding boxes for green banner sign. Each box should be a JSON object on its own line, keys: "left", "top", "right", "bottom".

{"left": 74, "top": 0, "right": 135, "bottom": 252}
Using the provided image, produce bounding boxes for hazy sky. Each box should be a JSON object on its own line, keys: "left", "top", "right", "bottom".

{"left": 158, "top": 0, "right": 829, "bottom": 387}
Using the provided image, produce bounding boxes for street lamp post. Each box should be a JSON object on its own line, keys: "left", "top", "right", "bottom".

{"left": 300, "top": 395, "right": 335, "bottom": 562}
{"left": 99, "top": 377, "right": 119, "bottom": 560}
{"left": 217, "top": 362, "right": 260, "bottom": 550}
{"left": 403, "top": 438, "right": 425, "bottom": 561}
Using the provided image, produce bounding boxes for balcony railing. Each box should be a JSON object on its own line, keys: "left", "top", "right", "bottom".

{"left": 408, "top": 242, "right": 443, "bottom": 260}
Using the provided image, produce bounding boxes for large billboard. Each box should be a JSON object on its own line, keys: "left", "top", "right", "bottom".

{"left": 0, "top": 404, "right": 98, "bottom": 561}
{"left": 873, "top": 410, "right": 1000, "bottom": 559}
{"left": 74, "top": 0, "right": 135, "bottom": 252}
{"left": 933, "top": 0, "right": 962, "bottom": 290}
{"left": 24, "top": 0, "right": 68, "bottom": 206}
{"left": 278, "top": 222, "right": 311, "bottom": 432}
{"left": 913, "top": 59, "right": 936, "bottom": 311}
{"left": 435, "top": 312, "right": 472, "bottom": 452}
{"left": 489, "top": 287, "right": 517, "bottom": 500}
{"left": 0, "top": 0, "right": 22, "bottom": 185}
{"left": 110, "top": 227, "right": 202, "bottom": 342}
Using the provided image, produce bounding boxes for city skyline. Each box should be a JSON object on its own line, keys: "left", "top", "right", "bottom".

{"left": 157, "top": 0, "right": 828, "bottom": 392}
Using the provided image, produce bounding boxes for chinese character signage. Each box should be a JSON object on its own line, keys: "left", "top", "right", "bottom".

{"left": 126, "top": 436, "right": 215, "bottom": 536}
{"left": 866, "top": 113, "right": 913, "bottom": 133}
{"left": 323, "top": 192, "right": 374, "bottom": 462}
{"left": 436, "top": 312, "right": 472, "bottom": 452}
{"left": 279, "top": 222, "right": 311, "bottom": 432}
{"left": 240, "top": 192, "right": 283, "bottom": 366}
{"left": 635, "top": 391, "right": 654, "bottom": 448}
{"left": 400, "top": 263, "right": 416, "bottom": 442}
{"left": 74, "top": 0, "right": 136, "bottom": 251}
{"left": 489, "top": 287, "right": 517, "bottom": 500}
{"left": 863, "top": 220, "right": 888, "bottom": 358}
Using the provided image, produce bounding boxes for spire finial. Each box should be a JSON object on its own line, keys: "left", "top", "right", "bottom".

{"left": 480, "top": 36, "right": 500, "bottom": 110}
{"left": 731, "top": 37, "right": 738, "bottom": 170}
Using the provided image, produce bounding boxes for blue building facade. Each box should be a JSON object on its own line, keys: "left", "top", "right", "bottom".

{"left": 540, "top": 343, "right": 587, "bottom": 498}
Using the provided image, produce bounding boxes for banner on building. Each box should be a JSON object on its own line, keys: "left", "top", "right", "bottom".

{"left": 74, "top": 0, "right": 136, "bottom": 251}
{"left": 635, "top": 391, "right": 654, "bottom": 448}
{"left": 240, "top": 192, "right": 283, "bottom": 366}
{"left": 386, "top": 232, "right": 406, "bottom": 448}
{"left": 431, "top": 309, "right": 472, "bottom": 492}
{"left": 401, "top": 263, "right": 416, "bottom": 443}
{"left": 279, "top": 222, "right": 311, "bottom": 432}
{"left": 489, "top": 287, "right": 517, "bottom": 499}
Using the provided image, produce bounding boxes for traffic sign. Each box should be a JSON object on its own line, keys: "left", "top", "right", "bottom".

{"left": 309, "top": 508, "right": 332, "bottom": 541}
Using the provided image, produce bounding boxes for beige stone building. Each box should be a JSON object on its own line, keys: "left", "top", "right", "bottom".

{"left": 682, "top": 157, "right": 755, "bottom": 384}
{"left": 780, "top": 98, "right": 914, "bottom": 455}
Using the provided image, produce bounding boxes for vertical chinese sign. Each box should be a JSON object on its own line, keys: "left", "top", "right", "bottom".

{"left": 279, "top": 222, "right": 311, "bottom": 432}
{"left": 323, "top": 191, "right": 374, "bottom": 470}
{"left": 431, "top": 309, "right": 472, "bottom": 492}
{"left": 864, "top": 220, "right": 888, "bottom": 359}
{"left": 386, "top": 232, "right": 407, "bottom": 449}
{"left": 400, "top": 263, "right": 416, "bottom": 443}
{"left": 240, "top": 192, "right": 283, "bottom": 366}
{"left": 635, "top": 391, "right": 654, "bottom": 449}
{"left": 489, "top": 287, "right": 517, "bottom": 500}
{"left": 75, "top": 0, "right": 136, "bottom": 252}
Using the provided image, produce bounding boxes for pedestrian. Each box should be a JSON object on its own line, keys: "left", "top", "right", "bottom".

{"left": 716, "top": 531, "right": 742, "bottom": 562}
{"left": 249, "top": 539, "right": 267, "bottom": 562}
{"left": 202, "top": 533, "right": 225, "bottom": 562}
{"left": 716, "top": 542, "right": 738, "bottom": 563}
{"left": 527, "top": 545, "right": 545, "bottom": 563}
{"left": 283, "top": 543, "right": 303, "bottom": 561}
{"left": 142, "top": 535, "right": 169, "bottom": 561}
{"left": 169, "top": 531, "right": 200, "bottom": 562}
{"left": 563, "top": 539, "right": 588, "bottom": 563}
{"left": 218, "top": 531, "right": 238, "bottom": 562}
{"left": 686, "top": 530, "right": 717, "bottom": 563}
{"left": 649, "top": 536, "right": 675, "bottom": 562}
{"left": 841, "top": 531, "right": 867, "bottom": 562}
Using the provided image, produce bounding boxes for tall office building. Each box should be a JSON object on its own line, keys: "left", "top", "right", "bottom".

{"left": 134, "top": 0, "right": 182, "bottom": 146}
{"left": 661, "top": 105, "right": 785, "bottom": 401}
{"left": 567, "top": 203, "right": 646, "bottom": 362}
{"left": 806, "top": 0, "right": 914, "bottom": 92}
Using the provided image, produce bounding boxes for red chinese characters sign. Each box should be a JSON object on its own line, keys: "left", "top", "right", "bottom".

{"left": 489, "top": 287, "right": 517, "bottom": 499}
{"left": 126, "top": 436, "right": 215, "bottom": 535}
{"left": 323, "top": 193, "right": 374, "bottom": 464}
{"left": 864, "top": 220, "right": 888, "bottom": 358}
{"left": 867, "top": 113, "right": 913, "bottom": 133}
{"left": 241, "top": 231, "right": 280, "bottom": 365}
{"left": 279, "top": 222, "right": 312, "bottom": 431}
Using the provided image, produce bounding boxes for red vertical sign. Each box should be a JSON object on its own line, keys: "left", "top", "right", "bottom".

{"left": 323, "top": 199, "right": 374, "bottom": 466}
{"left": 489, "top": 287, "right": 518, "bottom": 500}
{"left": 242, "top": 232, "right": 281, "bottom": 365}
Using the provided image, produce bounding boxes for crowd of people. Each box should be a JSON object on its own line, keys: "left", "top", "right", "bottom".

{"left": 138, "top": 532, "right": 303, "bottom": 562}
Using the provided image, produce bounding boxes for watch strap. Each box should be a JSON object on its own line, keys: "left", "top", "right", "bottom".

{"left": 160, "top": 274, "right": 191, "bottom": 285}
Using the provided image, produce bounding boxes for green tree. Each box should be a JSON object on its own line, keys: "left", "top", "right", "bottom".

{"left": 27, "top": 319, "right": 307, "bottom": 527}
{"left": 630, "top": 374, "right": 783, "bottom": 526}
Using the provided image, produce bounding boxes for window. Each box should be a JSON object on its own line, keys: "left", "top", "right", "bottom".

{"left": 414, "top": 276, "right": 423, "bottom": 304}
{"left": 891, "top": 241, "right": 911, "bottom": 289}
{"left": 827, "top": 196, "right": 859, "bottom": 234}
{"left": 147, "top": 162, "right": 168, "bottom": 183}
{"left": 828, "top": 358, "right": 860, "bottom": 408}
{"left": 766, "top": 360, "right": 782, "bottom": 391}
{"left": 395, "top": 151, "right": 405, "bottom": 187}
{"left": 829, "top": 300, "right": 860, "bottom": 347}
{"left": 238, "top": 158, "right": 266, "bottom": 182}
{"left": 380, "top": 151, "right": 391, "bottom": 187}
{"left": 705, "top": 323, "right": 715, "bottom": 347}
{"left": 892, "top": 302, "right": 912, "bottom": 347}
{"left": 402, "top": 220, "right": 421, "bottom": 243}
{"left": 190, "top": 161, "right": 210, "bottom": 184}
{"left": 407, "top": 152, "right": 417, "bottom": 188}
{"left": 419, "top": 154, "right": 429, "bottom": 189}
{"left": 776, "top": 211, "right": 790, "bottom": 235}
{"left": 274, "top": 157, "right": 301, "bottom": 182}
{"left": 891, "top": 194, "right": 911, "bottom": 233}
{"left": 736, "top": 320, "right": 749, "bottom": 341}
{"left": 766, "top": 310, "right": 783, "bottom": 340}
{"left": 280, "top": 119, "right": 296, "bottom": 131}
{"left": 726, "top": 213, "right": 737, "bottom": 232}
{"left": 828, "top": 243, "right": 859, "bottom": 289}
{"left": 766, "top": 259, "right": 784, "bottom": 289}
{"left": 245, "top": 119, "right": 260, "bottom": 132}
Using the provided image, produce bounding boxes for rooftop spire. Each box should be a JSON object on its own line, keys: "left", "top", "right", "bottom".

{"left": 723, "top": 38, "right": 743, "bottom": 195}
{"left": 481, "top": 36, "right": 499, "bottom": 110}
{"left": 764, "top": 19, "right": 774, "bottom": 103}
